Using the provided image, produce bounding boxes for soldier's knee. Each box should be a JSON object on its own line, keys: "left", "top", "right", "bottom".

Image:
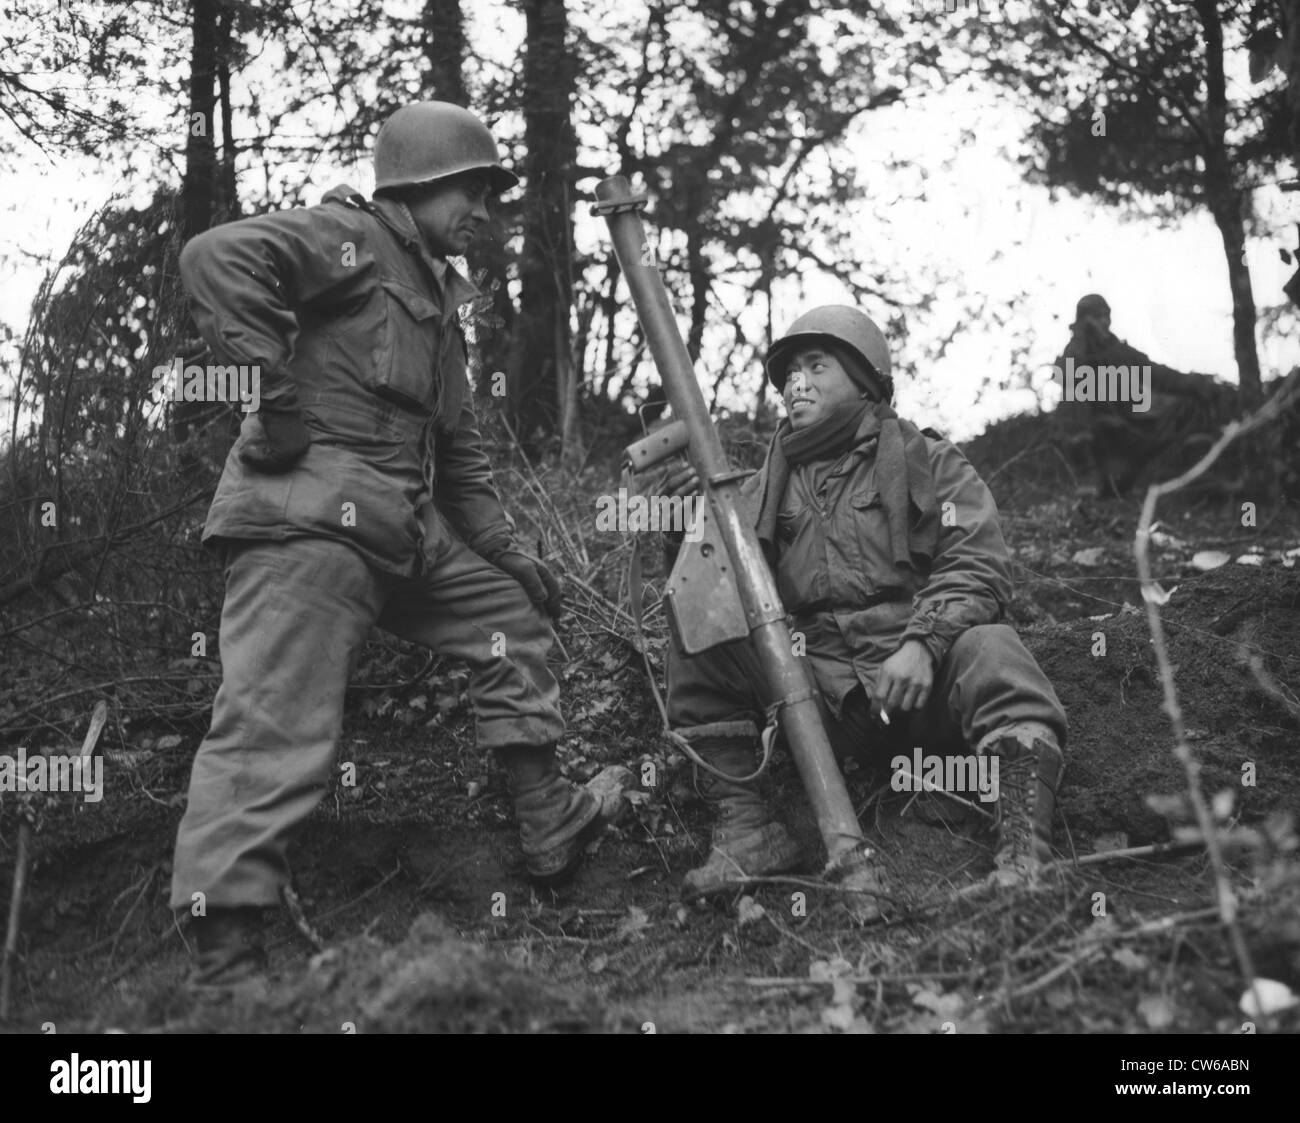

{"left": 950, "top": 623, "right": 1019, "bottom": 659}
{"left": 502, "top": 616, "right": 556, "bottom": 662}
{"left": 488, "top": 577, "right": 557, "bottom": 637}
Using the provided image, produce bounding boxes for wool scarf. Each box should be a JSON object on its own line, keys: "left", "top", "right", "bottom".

{"left": 755, "top": 399, "right": 940, "bottom": 571}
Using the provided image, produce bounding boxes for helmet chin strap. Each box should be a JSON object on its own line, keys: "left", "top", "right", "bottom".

{"left": 397, "top": 200, "right": 427, "bottom": 251}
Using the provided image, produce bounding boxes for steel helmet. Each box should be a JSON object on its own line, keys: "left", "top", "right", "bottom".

{"left": 374, "top": 102, "right": 519, "bottom": 194}
{"left": 765, "top": 305, "right": 893, "bottom": 401}
{"left": 1071, "top": 292, "right": 1110, "bottom": 328}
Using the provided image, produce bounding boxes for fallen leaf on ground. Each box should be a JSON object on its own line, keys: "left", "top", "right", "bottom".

{"left": 615, "top": 905, "right": 650, "bottom": 941}
{"left": 1111, "top": 947, "right": 1148, "bottom": 971}
{"left": 1137, "top": 993, "right": 1175, "bottom": 1029}
{"left": 1093, "top": 831, "right": 1129, "bottom": 853}
{"left": 1211, "top": 789, "right": 1235, "bottom": 821}
{"left": 1149, "top": 529, "right": 1187, "bottom": 550}
{"left": 911, "top": 988, "right": 963, "bottom": 1019}
{"left": 736, "top": 895, "right": 766, "bottom": 927}
{"left": 1140, "top": 582, "right": 1177, "bottom": 606}
{"left": 820, "top": 1003, "right": 858, "bottom": 1032}
{"left": 809, "top": 956, "right": 852, "bottom": 982}
{"left": 1239, "top": 979, "right": 1299, "bottom": 1019}
{"left": 1044, "top": 987, "right": 1072, "bottom": 1011}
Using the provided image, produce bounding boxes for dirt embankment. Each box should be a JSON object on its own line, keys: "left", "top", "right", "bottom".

{"left": 2, "top": 496, "right": 1298, "bottom": 1034}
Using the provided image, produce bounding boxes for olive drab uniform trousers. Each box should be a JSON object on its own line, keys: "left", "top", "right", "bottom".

{"left": 173, "top": 532, "right": 561, "bottom": 910}
{"left": 169, "top": 186, "right": 562, "bottom": 911}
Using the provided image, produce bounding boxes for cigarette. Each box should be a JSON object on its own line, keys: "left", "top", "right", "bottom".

{"left": 879, "top": 709, "right": 891, "bottom": 726}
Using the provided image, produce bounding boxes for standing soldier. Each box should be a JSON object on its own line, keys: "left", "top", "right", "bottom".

{"left": 172, "top": 102, "right": 612, "bottom": 987}
{"left": 662, "top": 306, "right": 1068, "bottom": 906}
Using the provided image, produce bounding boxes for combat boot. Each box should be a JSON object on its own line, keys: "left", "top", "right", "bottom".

{"left": 189, "top": 906, "right": 267, "bottom": 991}
{"left": 985, "top": 725, "right": 1064, "bottom": 882}
{"left": 681, "top": 735, "right": 804, "bottom": 900}
{"left": 498, "top": 744, "right": 609, "bottom": 886}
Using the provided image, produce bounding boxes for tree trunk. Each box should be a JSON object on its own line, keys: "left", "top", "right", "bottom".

{"left": 176, "top": 0, "right": 222, "bottom": 457}
{"left": 421, "top": 0, "right": 468, "bottom": 105}
{"left": 511, "top": 0, "right": 578, "bottom": 459}
{"left": 1285, "top": 0, "right": 1300, "bottom": 167}
{"left": 686, "top": 228, "right": 709, "bottom": 364}
{"left": 556, "top": 278, "right": 580, "bottom": 468}
{"left": 183, "top": 0, "right": 219, "bottom": 242}
{"left": 596, "top": 258, "right": 621, "bottom": 399}
{"left": 1281, "top": 0, "right": 1300, "bottom": 310}
{"left": 216, "top": 3, "right": 239, "bottom": 224}
{"left": 1197, "top": 0, "right": 1262, "bottom": 411}
{"left": 1207, "top": 191, "right": 1263, "bottom": 411}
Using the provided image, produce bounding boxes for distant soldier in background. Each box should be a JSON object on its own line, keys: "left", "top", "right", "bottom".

{"left": 1053, "top": 294, "right": 1238, "bottom": 497}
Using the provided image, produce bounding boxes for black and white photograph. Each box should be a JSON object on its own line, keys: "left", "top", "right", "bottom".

{"left": 0, "top": 0, "right": 1297, "bottom": 1057}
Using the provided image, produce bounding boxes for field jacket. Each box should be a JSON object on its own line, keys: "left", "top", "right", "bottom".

{"left": 180, "top": 184, "right": 514, "bottom": 576}
{"left": 741, "top": 421, "right": 1013, "bottom": 715}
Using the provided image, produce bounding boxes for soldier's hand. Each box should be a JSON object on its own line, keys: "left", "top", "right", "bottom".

{"left": 658, "top": 461, "right": 701, "bottom": 500}
{"left": 491, "top": 549, "right": 565, "bottom": 620}
{"left": 872, "top": 640, "right": 934, "bottom": 719}
{"left": 654, "top": 461, "right": 700, "bottom": 566}
{"left": 238, "top": 407, "right": 310, "bottom": 472}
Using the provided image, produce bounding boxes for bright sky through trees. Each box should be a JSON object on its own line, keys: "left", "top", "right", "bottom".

{"left": 2, "top": 0, "right": 1296, "bottom": 442}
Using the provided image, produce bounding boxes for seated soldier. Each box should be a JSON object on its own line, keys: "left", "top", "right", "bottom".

{"left": 1054, "top": 294, "right": 1237, "bottom": 497}
{"left": 662, "top": 305, "right": 1068, "bottom": 902}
